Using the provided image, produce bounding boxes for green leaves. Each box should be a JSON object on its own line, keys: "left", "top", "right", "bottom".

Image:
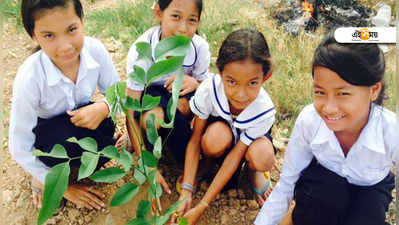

{"left": 117, "top": 148, "right": 133, "bottom": 172}
{"left": 90, "top": 167, "right": 125, "bottom": 183}
{"left": 78, "top": 152, "right": 99, "bottom": 180}
{"left": 110, "top": 183, "right": 139, "bottom": 207}
{"left": 137, "top": 200, "right": 151, "bottom": 218}
{"left": 145, "top": 113, "right": 158, "bottom": 145}
{"left": 136, "top": 42, "right": 152, "bottom": 62}
{"left": 154, "top": 35, "right": 191, "bottom": 61}
{"left": 33, "top": 144, "right": 69, "bottom": 159}
{"left": 67, "top": 137, "right": 98, "bottom": 153}
{"left": 100, "top": 146, "right": 119, "bottom": 160}
{"left": 160, "top": 70, "right": 184, "bottom": 128}
{"left": 147, "top": 56, "right": 185, "bottom": 85}
{"left": 142, "top": 95, "right": 161, "bottom": 111}
{"left": 38, "top": 162, "right": 70, "bottom": 225}
{"left": 129, "top": 65, "right": 146, "bottom": 86}
{"left": 142, "top": 151, "right": 157, "bottom": 168}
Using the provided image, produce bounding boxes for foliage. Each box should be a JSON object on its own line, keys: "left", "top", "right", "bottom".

{"left": 33, "top": 35, "right": 192, "bottom": 225}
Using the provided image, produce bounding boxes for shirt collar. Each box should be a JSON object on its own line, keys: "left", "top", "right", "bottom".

{"left": 210, "top": 74, "right": 276, "bottom": 127}
{"left": 310, "top": 104, "right": 386, "bottom": 154}
{"left": 40, "top": 38, "right": 99, "bottom": 86}
{"left": 150, "top": 26, "right": 197, "bottom": 66}
{"left": 210, "top": 74, "right": 231, "bottom": 121}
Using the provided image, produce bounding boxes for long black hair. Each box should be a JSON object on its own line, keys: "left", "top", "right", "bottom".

{"left": 312, "top": 31, "right": 386, "bottom": 105}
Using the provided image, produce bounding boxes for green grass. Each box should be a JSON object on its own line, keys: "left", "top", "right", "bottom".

{"left": 85, "top": 0, "right": 155, "bottom": 51}
{"left": 0, "top": 0, "right": 21, "bottom": 25}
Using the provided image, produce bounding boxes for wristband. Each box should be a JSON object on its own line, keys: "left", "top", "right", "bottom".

{"left": 181, "top": 182, "right": 195, "bottom": 193}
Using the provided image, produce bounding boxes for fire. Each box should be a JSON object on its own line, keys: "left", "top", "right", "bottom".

{"left": 302, "top": 0, "right": 314, "bottom": 18}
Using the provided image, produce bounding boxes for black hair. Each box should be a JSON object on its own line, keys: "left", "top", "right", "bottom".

{"left": 312, "top": 31, "right": 386, "bottom": 105}
{"left": 21, "top": 0, "right": 84, "bottom": 38}
{"left": 158, "top": 0, "right": 202, "bottom": 20}
{"left": 216, "top": 29, "right": 271, "bottom": 76}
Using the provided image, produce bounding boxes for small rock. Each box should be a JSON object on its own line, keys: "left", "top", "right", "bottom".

{"left": 227, "top": 189, "right": 238, "bottom": 198}
{"left": 68, "top": 208, "right": 80, "bottom": 221}
{"left": 46, "top": 218, "right": 57, "bottom": 225}
{"left": 78, "top": 218, "right": 84, "bottom": 225}
{"left": 247, "top": 200, "right": 259, "bottom": 210}
{"left": 3, "top": 190, "right": 13, "bottom": 203}
{"left": 84, "top": 215, "right": 92, "bottom": 223}
{"left": 220, "top": 214, "right": 232, "bottom": 224}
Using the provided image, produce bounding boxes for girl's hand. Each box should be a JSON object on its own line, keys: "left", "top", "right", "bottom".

{"left": 182, "top": 204, "right": 206, "bottom": 225}
{"left": 64, "top": 184, "right": 106, "bottom": 210}
{"left": 164, "top": 75, "right": 199, "bottom": 96}
{"left": 170, "top": 189, "right": 193, "bottom": 223}
{"left": 150, "top": 169, "right": 172, "bottom": 214}
{"left": 67, "top": 102, "right": 109, "bottom": 130}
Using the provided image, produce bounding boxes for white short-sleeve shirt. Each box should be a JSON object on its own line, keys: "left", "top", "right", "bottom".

{"left": 8, "top": 36, "right": 119, "bottom": 184}
{"left": 189, "top": 74, "right": 276, "bottom": 146}
{"left": 255, "top": 104, "right": 398, "bottom": 225}
{"left": 126, "top": 26, "right": 211, "bottom": 91}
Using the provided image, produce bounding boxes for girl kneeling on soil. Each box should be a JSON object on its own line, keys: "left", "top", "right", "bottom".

{"left": 255, "top": 32, "right": 397, "bottom": 225}
{"left": 9, "top": 0, "right": 119, "bottom": 210}
{"left": 171, "top": 29, "right": 277, "bottom": 224}
{"left": 123, "top": 0, "right": 210, "bottom": 197}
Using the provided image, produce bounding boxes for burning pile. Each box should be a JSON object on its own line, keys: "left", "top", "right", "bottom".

{"left": 275, "top": 0, "right": 373, "bottom": 34}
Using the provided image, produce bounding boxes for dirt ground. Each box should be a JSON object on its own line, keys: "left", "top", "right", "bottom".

{"left": 0, "top": 0, "right": 396, "bottom": 225}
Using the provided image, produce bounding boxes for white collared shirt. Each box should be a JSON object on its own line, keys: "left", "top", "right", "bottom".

{"left": 255, "top": 104, "right": 398, "bottom": 225}
{"left": 126, "top": 26, "right": 211, "bottom": 91}
{"left": 189, "top": 74, "right": 276, "bottom": 146}
{"left": 9, "top": 36, "right": 119, "bottom": 184}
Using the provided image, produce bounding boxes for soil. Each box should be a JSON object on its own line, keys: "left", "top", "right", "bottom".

{"left": 0, "top": 1, "right": 395, "bottom": 225}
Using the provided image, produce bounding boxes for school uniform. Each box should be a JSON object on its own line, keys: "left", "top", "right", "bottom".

{"left": 9, "top": 36, "right": 119, "bottom": 185}
{"left": 190, "top": 74, "right": 276, "bottom": 146}
{"left": 126, "top": 26, "right": 211, "bottom": 162}
{"left": 255, "top": 104, "right": 398, "bottom": 225}
{"left": 126, "top": 26, "right": 211, "bottom": 91}
{"left": 189, "top": 74, "right": 276, "bottom": 187}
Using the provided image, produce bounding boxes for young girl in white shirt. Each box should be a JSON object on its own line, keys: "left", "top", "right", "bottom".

{"left": 255, "top": 31, "right": 397, "bottom": 225}
{"left": 171, "top": 29, "right": 277, "bottom": 225}
{"left": 9, "top": 0, "right": 119, "bottom": 210}
{"left": 124, "top": 0, "right": 210, "bottom": 194}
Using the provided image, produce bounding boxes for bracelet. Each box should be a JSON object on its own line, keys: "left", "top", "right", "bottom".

{"left": 200, "top": 199, "right": 209, "bottom": 208}
{"left": 181, "top": 182, "right": 195, "bottom": 193}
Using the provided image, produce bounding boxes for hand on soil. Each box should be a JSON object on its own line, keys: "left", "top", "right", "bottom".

{"left": 64, "top": 184, "right": 106, "bottom": 210}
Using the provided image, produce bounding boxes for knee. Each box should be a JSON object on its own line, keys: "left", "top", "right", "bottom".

{"left": 142, "top": 107, "right": 164, "bottom": 130}
{"left": 201, "top": 122, "right": 232, "bottom": 158}
{"left": 245, "top": 137, "right": 275, "bottom": 172}
{"left": 177, "top": 98, "right": 191, "bottom": 116}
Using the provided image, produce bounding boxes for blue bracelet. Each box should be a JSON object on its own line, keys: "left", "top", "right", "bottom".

{"left": 181, "top": 183, "right": 195, "bottom": 193}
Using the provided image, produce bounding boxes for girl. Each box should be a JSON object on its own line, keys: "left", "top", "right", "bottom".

{"left": 172, "top": 29, "right": 276, "bottom": 224}
{"left": 124, "top": 0, "right": 210, "bottom": 194}
{"left": 255, "top": 32, "right": 397, "bottom": 225}
{"left": 9, "top": 0, "right": 119, "bottom": 210}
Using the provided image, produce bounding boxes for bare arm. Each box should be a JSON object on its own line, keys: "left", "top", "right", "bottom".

{"left": 183, "top": 141, "right": 248, "bottom": 224}
{"left": 202, "top": 140, "right": 247, "bottom": 204}
{"left": 182, "top": 116, "right": 207, "bottom": 185}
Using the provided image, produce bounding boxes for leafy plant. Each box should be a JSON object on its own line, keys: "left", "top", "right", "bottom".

{"left": 33, "top": 35, "right": 191, "bottom": 225}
